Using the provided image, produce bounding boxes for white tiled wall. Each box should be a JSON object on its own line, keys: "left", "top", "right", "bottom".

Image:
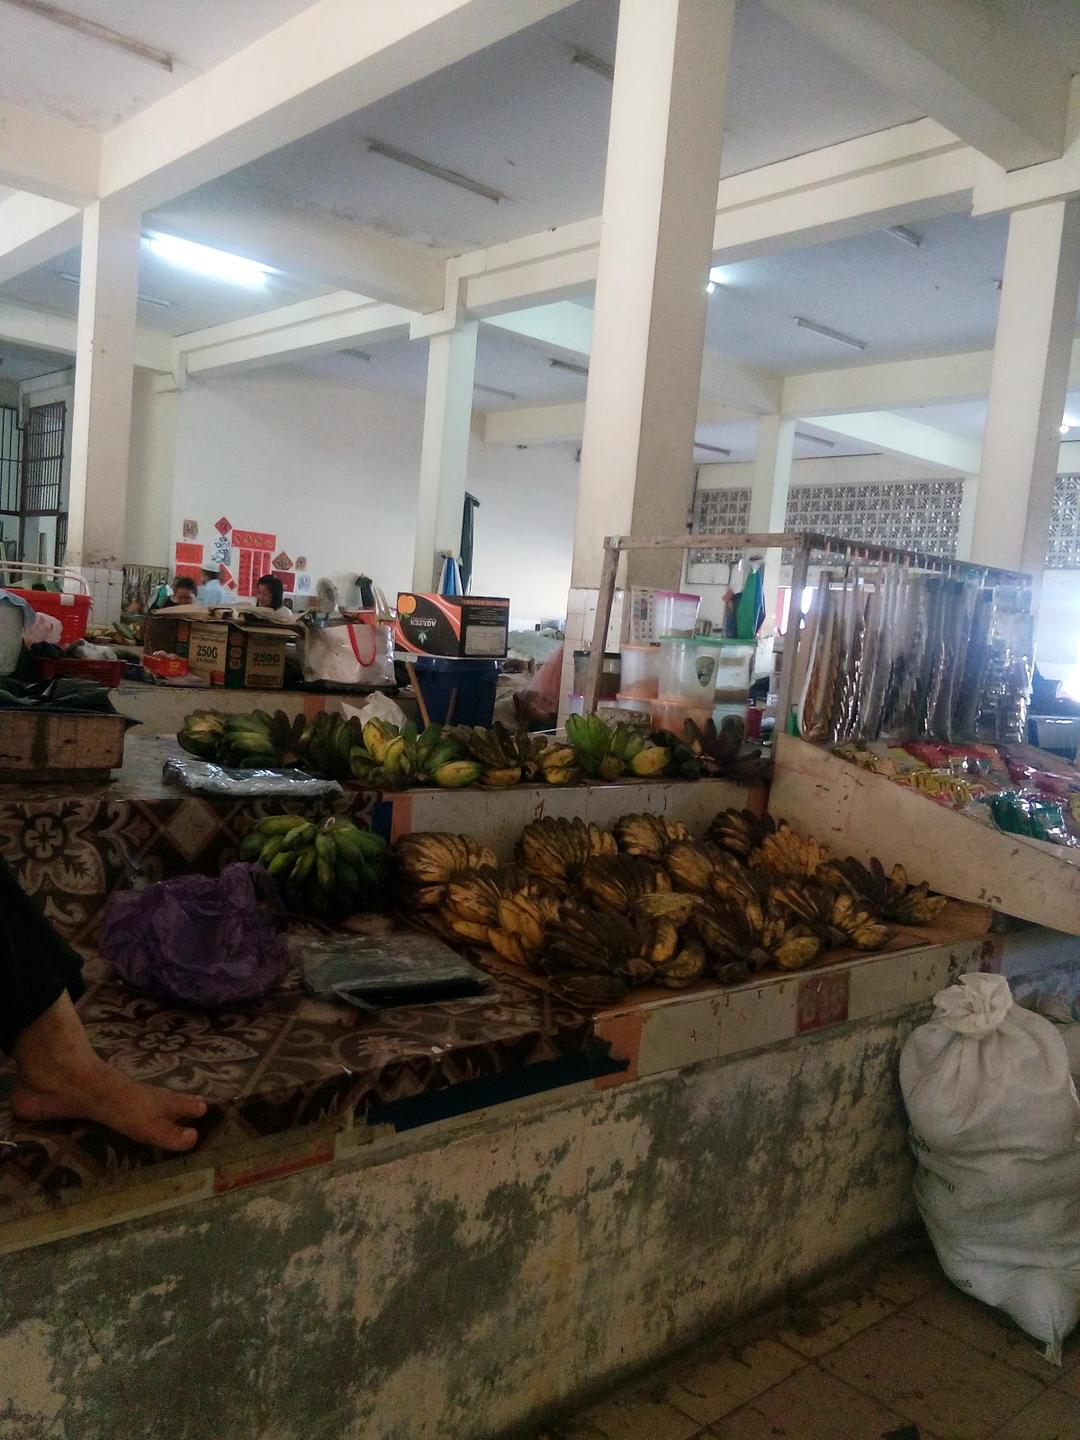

{"left": 77, "top": 567, "right": 125, "bottom": 627}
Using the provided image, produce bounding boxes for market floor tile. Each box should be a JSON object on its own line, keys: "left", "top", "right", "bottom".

{"left": 535, "top": 1239, "right": 1080, "bottom": 1440}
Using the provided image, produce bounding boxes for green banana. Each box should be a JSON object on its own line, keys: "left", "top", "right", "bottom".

{"left": 255, "top": 814, "right": 307, "bottom": 836}
{"left": 280, "top": 821, "right": 317, "bottom": 852}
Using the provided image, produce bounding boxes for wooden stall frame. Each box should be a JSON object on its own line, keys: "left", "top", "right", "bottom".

{"left": 581, "top": 532, "right": 1031, "bottom": 727}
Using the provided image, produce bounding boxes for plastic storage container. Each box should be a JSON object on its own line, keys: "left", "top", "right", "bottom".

{"left": 7, "top": 589, "right": 91, "bottom": 646}
{"left": 572, "top": 649, "right": 621, "bottom": 699}
{"left": 650, "top": 697, "right": 712, "bottom": 736}
{"left": 653, "top": 590, "right": 701, "bottom": 639}
{"left": 713, "top": 640, "right": 756, "bottom": 701}
{"left": 411, "top": 654, "right": 498, "bottom": 727}
{"left": 619, "top": 643, "right": 660, "bottom": 699}
{"left": 659, "top": 635, "right": 736, "bottom": 703}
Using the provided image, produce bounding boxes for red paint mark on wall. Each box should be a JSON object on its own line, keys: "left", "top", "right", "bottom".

{"left": 796, "top": 970, "right": 850, "bottom": 1034}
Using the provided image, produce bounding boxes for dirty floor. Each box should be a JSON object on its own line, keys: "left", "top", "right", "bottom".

{"left": 536, "top": 1237, "right": 1080, "bottom": 1440}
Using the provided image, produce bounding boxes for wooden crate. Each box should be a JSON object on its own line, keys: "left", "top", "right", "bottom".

{"left": 770, "top": 732, "right": 1080, "bottom": 936}
{"left": 0, "top": 711, "right": 127, "bottom": 783}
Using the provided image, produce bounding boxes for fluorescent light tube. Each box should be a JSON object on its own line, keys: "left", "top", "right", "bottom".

{"left": 884, "top": 224, "right": 923, "bottom": 248}
{"left": 795, "top": 431, "right": 836, "bottom": 449}
{"left": 143, "top": 233, "right": 272, "bottom": 288}
{"left": 569, "top": 46, "right": 615, "bottom": 81}
{"left": 695, "top": 442, "right": 731, "bottom": 456}
{"left": 474, "top": 382, "right": 519, "bottom": 401}
{"left": 549, "top": 358, "right": 589, "bottom": 376}
{"left": 367, "top": 139, "right": 505, "bottom": 204}
{"left": 794, "top": 316, "right": 867, "bottom": 351}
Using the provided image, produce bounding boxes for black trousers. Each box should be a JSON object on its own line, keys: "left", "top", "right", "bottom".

{"left": 0, "top": 854, "right": 84, "bottom": 1053}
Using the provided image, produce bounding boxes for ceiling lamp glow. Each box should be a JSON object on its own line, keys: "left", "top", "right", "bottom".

{"left": 1060, "top": 416, "right": 1077, "bottom": 435}
{"left": 794, "top": 316, "right": 867, "bottom": 351}
{"left": 143, "top": 233, "right": 272, "bottom": 287}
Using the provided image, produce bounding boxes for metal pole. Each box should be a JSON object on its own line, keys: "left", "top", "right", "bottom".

{"left": 582, "top": 540, "right": 621, "bottom": 715}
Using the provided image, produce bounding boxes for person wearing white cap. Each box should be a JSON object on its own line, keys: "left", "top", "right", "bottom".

{"left": 197, "top": 562, "right": 231, "bottom": 608}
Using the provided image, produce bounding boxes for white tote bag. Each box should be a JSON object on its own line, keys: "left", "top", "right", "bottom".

{"left": 900, "top": 973, "right": 1080, "bottom": 1362}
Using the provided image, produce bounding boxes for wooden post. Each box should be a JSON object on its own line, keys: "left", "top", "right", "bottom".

{"left": 776, "top": 540, "right": 811, "bottom": 736}
{"left": 582, "top": 540, "right": 621, "bottom": 714}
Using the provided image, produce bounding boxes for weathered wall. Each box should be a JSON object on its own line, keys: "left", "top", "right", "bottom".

{"left": 0, "top": 1009, "right": 918, "bottom": 1440}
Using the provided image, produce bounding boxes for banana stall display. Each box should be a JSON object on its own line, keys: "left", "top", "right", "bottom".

{"left": 241, "top": 814, "right": 389, "bottom": 918}
{"left": 392, "top": 809, "right": 951, "bottom": 1005}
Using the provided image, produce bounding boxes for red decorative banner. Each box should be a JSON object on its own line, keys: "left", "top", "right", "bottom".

{"left": 273, "top": 569, "right": 295, "bottom": 593}
{"left": 215, "top": 516, "right": 232, "bottom": 535}
{"left": 174, "top": 541, "right": 203, "bottom": 565}
{"left": 232, "top": 530, "right": 276, "bottom": 552}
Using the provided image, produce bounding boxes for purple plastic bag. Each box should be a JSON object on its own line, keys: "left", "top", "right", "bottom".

{"left": 101, "top": 862, "right": 290, "bottom": 1009}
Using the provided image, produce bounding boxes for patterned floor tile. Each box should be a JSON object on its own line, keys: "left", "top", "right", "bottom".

{"left": 995, "top": 1387, "right": 1080, "bottom": 1440}
{"left": 666, "top": 1336, "right": 806, "bottom": 1424}
{"left": 773, "top": 1282, "right": 896, "bottom": 1359}
{"left": 707, "top": 1364, "right": 914, "bottom": 1440}
{"left": 913, "top": 1280, "right": 1063, "bottom": 1383}
{"left": 575, "top": 1390, "right": 701, "bottom": 1440}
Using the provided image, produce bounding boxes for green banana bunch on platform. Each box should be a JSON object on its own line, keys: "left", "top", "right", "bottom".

{"left": 241, "top": 812, "right": 389, "bottom": 916}
{"left": 178, "top": 708, "right": 304, "bottom": 768}
{"left": 564, "top": 713, "right": 669, "bottom": 780}
{"left": 447, "top": 721, "right": 546, "bottom": 787}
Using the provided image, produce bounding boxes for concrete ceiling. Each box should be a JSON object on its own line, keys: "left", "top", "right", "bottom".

{"left": 0, "top": 339, "right": 72, "bottom": 382}
{"left": 706, "top": 211, "right": 1011, "bottom": 372}
{"left": 0, "top": 0, "right": 319, "bottom": 131}
{"left": 0, "top": 241, "right": 333, "bottom": 335}
{"left": 892, "top": 391, "right": 1080, "bottom": 444}
{"left": 166, "top": 0, "right": 923, "bottom": 254}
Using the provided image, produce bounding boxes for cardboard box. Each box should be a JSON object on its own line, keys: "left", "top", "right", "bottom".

{"left": 188, "top": 622, "right": 288, "bottom": 689}
{"left": 142, "top": 611, "right": 193, "bottom": 658}
{"left": 395, "top": 593, "right": 509, "bottom": 658}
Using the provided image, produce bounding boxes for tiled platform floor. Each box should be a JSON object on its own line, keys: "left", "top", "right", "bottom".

{"left": 539, "top": 1237, "right": 1080, "bottom": 1440}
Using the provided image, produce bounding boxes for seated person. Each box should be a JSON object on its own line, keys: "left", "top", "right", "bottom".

{"left": 254, "top": 574, "right": 294, "bottom": 621}
{"left": 152, "top": 575, "right": 198, "bottom": 610}
{"left": 1, "top": 857, "right": 206, "bottom": 1151}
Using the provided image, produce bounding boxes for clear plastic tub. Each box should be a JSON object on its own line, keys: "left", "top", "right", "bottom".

{"left": 653, "top": 590, "right": 700, "bottom": 639}
{"left": 659, "top": 635, "right": 737, "bottom": 702}
{"left": 713, "top": 641, "right": 756, "bottom": 702}
{"left": 650, "top": 697, "right": 712, "bottom": 736}
{"left": 619, "top": 643, "right": 661, "bottom": 699}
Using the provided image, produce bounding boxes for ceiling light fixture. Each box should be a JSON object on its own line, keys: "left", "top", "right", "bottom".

{"left": 795, "top": 430, "right": 836, "bottom": 449}
{"left": 59, "top": 269, "right": 171, "bottom": 310}
{"left": 1060, "top": 417, "right": 1076, "bottom": 435}
{"left": 474, "top": 382, "right": 519, "bottom": 401}
{"left": 366, "top": 139, "right": 505, "bottom": 204}
{"left": 341, "top": 348, "right": 373, "bottom": 362}
{"left": 0, "top": 0, "right": 173, "bottom": 69}
{"left": 549, "top": 358, "right": 589, "bottom": 376}
{"left": 794, "top": 316, "right": 867, "bottom": 351}
{"left": 694, "top": 442, "right": 731, "bottom": 456}
{"left": 884, "top": 224, "right": 923, "bottom": 248}
{"left": 143, "top": 233, "right": 272, "bottom": 288}
{"left": 569, "top": 46, "right": 615, "bottom": 81}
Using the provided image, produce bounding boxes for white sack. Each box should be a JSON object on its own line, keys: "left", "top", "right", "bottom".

{"left": 900, "top": 972, "right": 1080, "bottom": 1362}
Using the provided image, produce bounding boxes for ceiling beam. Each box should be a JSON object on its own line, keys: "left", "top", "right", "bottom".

{"left": 147, "top": 193, "right": 447, "bottom": 312}
{"left": 480, "top": 395, "right": 748, "bottom": 446}
{"left": 761, "top": 0, "right": 1069, "bottom": 171}
{"left": 0, "top": 98, "right": 101, "bottom": 204}
{"left": 483, "top": 301, "right": 594, "bottom": 363}
{"left": 0, "top": 191, "right": 81, "bottom": 285}
{"left": 175, "top": 292, "right": 416, "bottom": 377}
{"left": 453, "top": 119, "right": 975, "bottom": 316}
{"left": 802, "top": 411, "right": 982, "bottom": 473}
{"left": 0, "top": 298, "right": 173, "bottom": 371}
{"left": 973, "top": 77, "right": 1080, "bottom": 216}
{"left": 97, "top": 0, "right": 578, "bottom": 214}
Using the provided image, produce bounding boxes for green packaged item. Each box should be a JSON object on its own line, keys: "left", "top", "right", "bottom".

{"left": 989, "top": 792, "right": 1076, "bottom": 846}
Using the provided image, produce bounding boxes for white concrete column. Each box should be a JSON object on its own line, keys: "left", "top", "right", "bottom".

{"left": 66, "top": 200, "right": 141, "bottom": 569}
{"left": 572, "top": 0, "right": 734, "bottom": 593}
{"left": 412, "top": 322, "right": 478, "bottom": 591}
{"left": 749, "top": 414, "right": 796, "bottom": 631}
{"left": 127, "top": 370, "right": 179, "bottom": 567}
{"left": 972, "top": 199, "right": 1080, "bottom": 583}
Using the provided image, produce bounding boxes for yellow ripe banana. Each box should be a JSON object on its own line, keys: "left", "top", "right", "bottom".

{"left": 630, "top": 746, "right": 669, "bottom": 778}
{"left": 482, "top": 767, "right": 522, "bottom": 788}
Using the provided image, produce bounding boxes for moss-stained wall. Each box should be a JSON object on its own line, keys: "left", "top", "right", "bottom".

{"left": 0, "top": 1012, "right": 918, "bottom": 1440}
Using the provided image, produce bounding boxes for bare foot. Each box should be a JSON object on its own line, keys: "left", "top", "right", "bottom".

{"left": 11, "top": 993, "right": 208, "bottom": 1152}
{"left": 11, "top": 1071, "right": 207, "bottom": 1152}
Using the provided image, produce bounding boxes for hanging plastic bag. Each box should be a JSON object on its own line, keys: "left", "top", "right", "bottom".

{"left": 900, "top": 973, "right": 1080, "bottom": 1362}
{"left": 101, "top": 862, "right": 290, "bottom": 1009}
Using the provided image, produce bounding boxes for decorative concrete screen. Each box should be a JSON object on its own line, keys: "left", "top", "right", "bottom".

{"left": 782, "top": 478, "right": 964, "bottom": 558}
{"left": 1048, "top": 475, "right": 1080, "bottom": 569}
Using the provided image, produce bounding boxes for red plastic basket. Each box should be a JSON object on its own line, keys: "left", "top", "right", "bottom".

{"left": 37, "top": 656, "right": 125, "bottom": 687}
{"left": 8, "top": 590, "right": 91, "bottom": 645}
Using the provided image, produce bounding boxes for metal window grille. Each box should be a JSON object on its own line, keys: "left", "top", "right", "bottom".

{"left": 22, "top": 402, "right": 65, "bottom": 515}
{"left": 0, "top": 405, "right": 21, "bottom": 519}
{"left": 782, "top": 478, "right": 964, "bottom": 558}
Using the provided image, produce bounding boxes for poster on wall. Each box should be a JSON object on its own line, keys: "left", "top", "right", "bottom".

{"left": 273, "top": 569, "right": 296, "bottom": 593}
{"left": 182, "top": 519, "right": 199, "bottom": 540}
{"left": 295, "top": 572, "right": 313, "bottom": 596}
{"left": 230, "top": 530, "right": 277, "bottom": 598}
{"left": 272, "top": 551, "right": 293, "bottom": 572}
{"left": 174, "top": 541, "right": 204, "bottom": 584}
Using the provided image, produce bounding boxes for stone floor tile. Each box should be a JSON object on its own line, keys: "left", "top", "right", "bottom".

{"left": 666, "top": 1336, "right": 807, "bottom": 1424}
{"left": 995, "top": 1387, "right": 1080, "bottom": 1440}
{"left": 575, "top": 1390, "right": 702, "bottom": 1440}
{"left": 773, "top": 1282, "right": 895, "bottom": 1359}
{"left": 913, "top": 1281, "right": 1063, "bottom": 1383}
{"left": 820, "top": 1309, "right": 1042, "bottom": 1439}
{"left": 870, "top": 1248, "right": 943, "bottom": 1306}
{"left": 706, "top": 1363, "right": 916, "bottom": 1440}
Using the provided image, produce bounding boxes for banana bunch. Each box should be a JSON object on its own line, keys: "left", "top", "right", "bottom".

{"left": 517, "top": 816, "right": 617, "bottom": 888}
{"left": 395, "top": 831, "right": 498, "bottom": 910}
{"left": 614, "top": 812, "right": 690, "bottom": 859}
{"left": 751, "top": 823, "right": 830, "bottom": 880}
{"left": 178, "top": 709, "right": 227, "bottom": 759}
{"left": 297, "top": 711, "right": 367, "bottom": 781}
{"left": 352, "top": 720, "right": 479, "bottom": 789}
{"left": 683, "top": 715, "right": 746, "bottom": 776}
{"left": 447, "top": 722, "right": 544, "bottom": 787}
{"left": 536, "top": 742, "right": 579, "bottom": 786}
{"left": 578, "top": 854, "right": 672, "bottom": 913}
{"left": 706, "top": 807, "right": 777, "bottom": 862}
{"left": 564, "top": 713, "right": 669, "bottom": 780}
{"left": 241, "top": 812, "right": 387, "bottom": 915}
{"left": 691, "top": 894, "right": 823, "bottom": 974}
{"left": 178, "top": 708, "right": 302, "bottom": 767}
{"left": 438, "top": 866, "right": 562, "bottom": 966}
{"left": 817, "top": 856, "right": 947, "bottom": 926}
{"left": 664, "top": 838, "right": 727, "bottom": 894}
